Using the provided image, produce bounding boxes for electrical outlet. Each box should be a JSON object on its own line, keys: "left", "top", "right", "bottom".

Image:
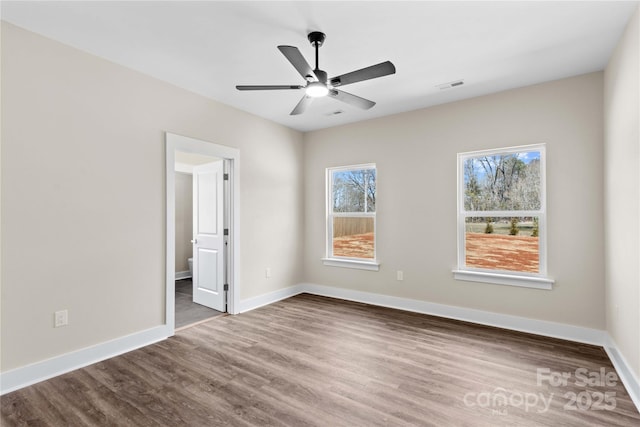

{"left": 397, "top": 270, "right": 404, "bottom": 281}
{"left": 54, "top": 309, "right": 68, "bottom": 328}
{"left": 265, "top": 267, "right": 272, "bottom": 279}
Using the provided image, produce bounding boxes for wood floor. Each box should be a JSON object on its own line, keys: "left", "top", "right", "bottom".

{"left": 2, "top": 294, "right": 639, "bottom": 426}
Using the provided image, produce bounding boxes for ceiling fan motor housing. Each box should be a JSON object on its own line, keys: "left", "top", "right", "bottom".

{"left": 308, "top": 31, "right": 326, "bottom": 47}
{"left": 313, "top": 69, "right": 328, "bottom": 84}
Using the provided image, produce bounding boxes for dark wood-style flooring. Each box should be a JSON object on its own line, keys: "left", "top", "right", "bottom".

{"left": 175, "top": 279, "right": 224, "bottom": 329}
{"left": 2, "top": 294, "right": 639, "bottom": 426}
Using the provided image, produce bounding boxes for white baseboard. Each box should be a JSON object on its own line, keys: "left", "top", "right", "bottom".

{"left": 300, "top": 282, "right": 639, "bottom": 412}
{"left": 175, "top": 271, "right": 191, "bottom": 280}
{"left": 238, "top": 284, "right": 305, "bottom": 313}
{"left": 0, "top": 285, "right": 305, "bottom": 395}
{"left": 301, "top": 283, "right": 605, "bottom": 345}
{"left": 604, "top": 335, "right": 640, "bottom": 411}
{"left": 3, "top": 282, "right": 638, "bottom": 415}
{"left": 0, "top": 325, "right": 170, "bottom": 395}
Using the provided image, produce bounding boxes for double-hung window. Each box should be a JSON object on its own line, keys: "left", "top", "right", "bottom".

{"left": 454, "top": 144, "right": 554, "bottom": 289}
{"left": 323, "top": 164, "right": 379, "bottom": 271}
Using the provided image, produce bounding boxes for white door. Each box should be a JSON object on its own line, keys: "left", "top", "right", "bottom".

{"left": 192, "top": 160, "right": 225, "bottom": 311}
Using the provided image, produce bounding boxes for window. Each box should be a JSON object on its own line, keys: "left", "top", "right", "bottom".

{"left": 453, "top": 145, "right": 554, "bottom": 289}
{"left": 323, "top": 164, "right": 379, "bottom": 271}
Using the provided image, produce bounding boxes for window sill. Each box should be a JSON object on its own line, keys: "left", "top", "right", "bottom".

{"left": 322, "top": 258, "right": 380, "bottom": 271}
{"left": 452, "top": 269, "right": 554, "bottom": 290}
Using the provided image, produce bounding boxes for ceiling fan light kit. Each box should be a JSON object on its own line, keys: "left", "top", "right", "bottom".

{"left": 305, "top": 81, "right": 329, "bottom": 97}
{"left": 236, "top": 31, "right": 396, "bottom": 115}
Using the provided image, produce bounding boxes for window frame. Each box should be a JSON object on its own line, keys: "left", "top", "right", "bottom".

{"left": 453, "top": 144, "right": 554, "bottom": 289}
{"left": 322, "top": 163, "right": 380, "bottom": 271}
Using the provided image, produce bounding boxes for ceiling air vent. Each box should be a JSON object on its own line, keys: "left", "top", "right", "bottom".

{"left": 436, "top": 80, "right": 464, "bottom": 90}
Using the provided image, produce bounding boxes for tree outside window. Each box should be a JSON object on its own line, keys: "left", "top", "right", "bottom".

{"left": 458, "top": 145, "right": 547, "bottom": 276}
{"left": 327, "top": 165, "right": 376, "bottom": 260}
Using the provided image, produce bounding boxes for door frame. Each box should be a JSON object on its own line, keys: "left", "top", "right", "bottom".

{"left": 165, "top": 132, "right": 240, "bottom": 334}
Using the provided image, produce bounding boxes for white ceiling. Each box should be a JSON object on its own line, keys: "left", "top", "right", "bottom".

{"left": 2, "top": 1, "right": 637, "bottom": 132}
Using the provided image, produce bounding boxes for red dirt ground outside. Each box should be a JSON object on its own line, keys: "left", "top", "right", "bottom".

{"left": 333, "top": 232, "right": 375, "bottom": 259}
{"left": 333, "top": 232, "right": 539, "bottom": 273}
{"left": 465, "top": 232, "right": 539, "bottom": 273}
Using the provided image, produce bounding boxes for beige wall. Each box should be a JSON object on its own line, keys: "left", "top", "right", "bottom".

{"left": 3, "top": 13, "right": 636, "bottom": 380}
{"left": 304, "top": 72, "right": 605, "bottom": 329}
{"left": 604, "top": 6, "right": 640, "bottom": 379}
{"left": 174, "top": 172, "right": 192, "bottom": 273}
{"left": 1, "top": 23, "right": 305, "bottom": 371}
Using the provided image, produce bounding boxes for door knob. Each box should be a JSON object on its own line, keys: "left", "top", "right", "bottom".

{"left": 191, "top": 239, "right": 197, "bottom": 244}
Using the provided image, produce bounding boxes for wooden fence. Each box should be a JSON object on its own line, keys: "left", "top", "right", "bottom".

{"left": 333, "top": 217, "right": 374, "bottom": 238}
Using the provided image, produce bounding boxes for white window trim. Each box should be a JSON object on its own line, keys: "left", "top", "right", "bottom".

{"left": 324, "top": 163, "right": 379, "bottom": 270}
{"left": 322, "top": 257, "right": 380, "bottom": 271}
{"left": 453, "top": 144, "right": 554, "bottom": 289}
{"left": 452, "top": 270, "right": 553, "bottom": 290}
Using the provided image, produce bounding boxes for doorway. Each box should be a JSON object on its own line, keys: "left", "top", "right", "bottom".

{"left": 165, "top": 133, "right": 240, "bottom": 334}
{"left": 174, "top": 153, "right": 225, "bottom": 328}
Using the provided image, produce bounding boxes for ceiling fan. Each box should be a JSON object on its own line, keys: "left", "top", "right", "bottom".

{"left": 236, "top": 31, "right": 396, "bottom": 115}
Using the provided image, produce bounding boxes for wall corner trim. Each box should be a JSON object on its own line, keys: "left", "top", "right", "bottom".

{"left": 238, "top": 285, "right": 305, "bottom": 313}
{"left": 604, "top": 335, "right": 640, "bottom": 412}
{"left": 298, "top": 283, "right": 638, "bottom": 412}
{"left": 300, "top": 283, "right": 606, "bottom": 345}
{"left": 4, "top": 283, "right": 637, "bottom": 415}
{"left": 0, "top": 325, "right": 170, "bottom": 395}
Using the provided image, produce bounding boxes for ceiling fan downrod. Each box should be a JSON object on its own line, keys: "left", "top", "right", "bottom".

{"left": 308, "top": 31, "right": 326, "bottom": 81}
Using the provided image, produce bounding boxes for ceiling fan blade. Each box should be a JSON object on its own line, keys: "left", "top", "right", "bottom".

{"left": 278, "top": 46, "right": 318, "bottom": 81}
{"left": 329, "top": 61, "right": 396, "bottom": 87}
{"left": 290, "top": 95, "right": 314, "bottom": 115}
{"left": 328, "top": 89, "right": 376, "bottom": 110}
{"left": 236, "top": 85, "right": 302, "bottom": 91}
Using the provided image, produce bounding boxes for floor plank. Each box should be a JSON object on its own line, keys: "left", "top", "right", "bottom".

{"left": 2, "top": 294, "right": 639, "bottom": 426}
